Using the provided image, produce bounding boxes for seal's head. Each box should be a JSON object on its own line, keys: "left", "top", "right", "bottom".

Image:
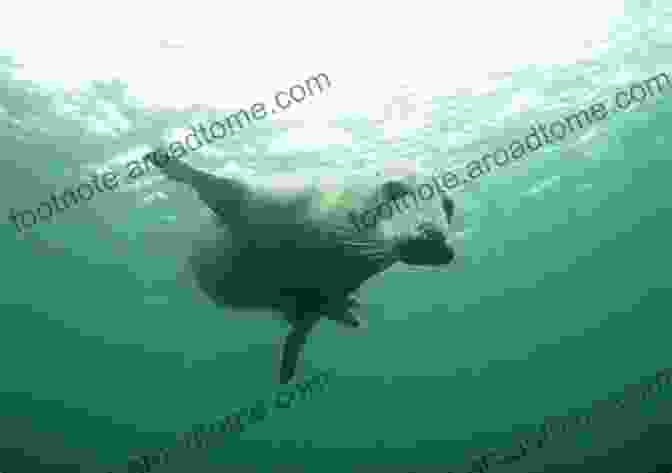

{"left": 395, "top": 221, "right": 455, "bottom": 266}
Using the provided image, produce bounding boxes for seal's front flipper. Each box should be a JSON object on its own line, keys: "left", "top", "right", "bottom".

{"left": 326, "top": 309, "right": 363, "bottom": 328}
{"left": 279, "top": 316, "right": 319, "bottom": 384}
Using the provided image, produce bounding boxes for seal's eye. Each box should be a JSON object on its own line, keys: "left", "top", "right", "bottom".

{"left": 381, "top": 180, "right": 414, "bottom": 201}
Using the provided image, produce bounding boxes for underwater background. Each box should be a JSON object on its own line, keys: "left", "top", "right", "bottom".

{"left": 1, "top": 0, "right": 671, "bottom": 471}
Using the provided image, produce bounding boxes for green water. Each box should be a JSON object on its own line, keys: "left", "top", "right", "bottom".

{"left": 1, "top": 2, "right": 672, "bottom": 472}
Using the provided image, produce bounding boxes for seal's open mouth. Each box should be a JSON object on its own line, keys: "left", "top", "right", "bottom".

{"left": 416, "top": 221, "right": 446, "bottom": 242}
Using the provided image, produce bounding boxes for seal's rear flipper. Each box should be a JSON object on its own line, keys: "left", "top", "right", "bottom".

{"left": 326, "top": 309, "right": 362, "bottom": 328}
{"left": 321, "top": 295, "right": 365, "bottom": 328}
{"left": 280, "top": 316, "right": 319, "bottom": 384}
{"left": 147, "top": 149, "right": 197, "bottom": 184}
{"left": 149, "top": 150, "right": 250, "bottom": 225}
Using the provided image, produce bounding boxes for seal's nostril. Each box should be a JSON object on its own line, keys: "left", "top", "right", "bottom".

{"left": 442, "top": 197, "right": 455, "bottom": 223}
